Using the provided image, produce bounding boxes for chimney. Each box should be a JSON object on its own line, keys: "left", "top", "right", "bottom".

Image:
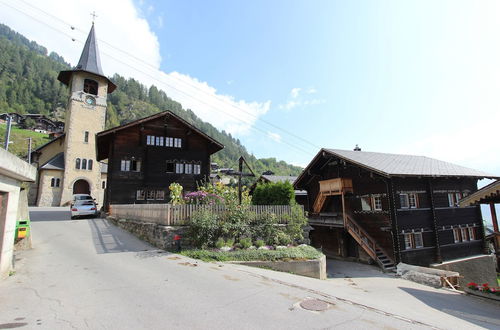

{"left": 354, "top": 144, "right": 361, "bottom": 151}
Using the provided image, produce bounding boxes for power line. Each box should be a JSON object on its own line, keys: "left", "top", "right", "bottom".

{"left": 14, "top": 0, "right": 322, "bottom": 152}
{"left": 0, "top": 0, "right": 318, "bottom": 158}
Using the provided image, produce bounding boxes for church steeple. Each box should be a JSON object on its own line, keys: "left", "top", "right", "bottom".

{"left": 57, "top": 24, "right": 116, "bottom": 93}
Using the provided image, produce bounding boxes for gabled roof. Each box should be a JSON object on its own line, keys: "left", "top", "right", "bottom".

{"left": 40, "top": 152, "right": 64, "bottom": 170}
{"left": 96, "top": 110, "right": 224, "bottom": 160}
{"left": 295, "top": 148, "right": 498, "bottom": 188}
{"left": 57, "top": 24, "right": 116, "bottom": 93}
{"left": 33, "top": 133, "right": 65, "bottom": 153}
{"left": 261, "top": 175, "right": 298, "bottom": 184}
{"left": 459, "top": 180, "right": 500, "bottom": 206}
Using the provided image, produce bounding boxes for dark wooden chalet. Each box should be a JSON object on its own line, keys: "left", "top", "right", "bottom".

{"left": 294, "top": 148, "right": 499, "bottom": 271}
{"left": 96, "top": 111, "right": 224, "bottom": 206}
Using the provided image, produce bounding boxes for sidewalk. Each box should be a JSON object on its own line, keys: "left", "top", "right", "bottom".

{"left": 227, "top": 258, "right": 500, "bottom": 329}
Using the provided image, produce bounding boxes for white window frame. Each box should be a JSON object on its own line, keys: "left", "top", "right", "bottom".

{"left": 468, "top": 227, "right": 476, "bottom": 240}
{"left": 175, "top": 163, "right": 184, "bottom": 174}
{"left": 400, "top": 193, "right": 409, "bottom": 209}
{"left": 121, "top": 160, "right": 131, "bottom": 171}
{"left": 166, "top": 137, "right": 173, "bottom": 147}
{"left": 146, "top": 190, "right": 155, "bottom": 200}
{"left": 413, "top": 232, "right": 423, "bottom": 248}
{"left": 373, "top": 195, "right": 382, "bottom": 211}
{"left": 174, "top": 138, "right": 182, "bottom": 148}
{"left": 453, "top": 228, "right": 461, "bottom": 243}
{"left": 156, "top": 190, "right": 165, "bottom": 200}
{"left": 146, "top": 135, "right": 154, "bottom": 145}
{"left": 185, "top": 163, "right": 193, "bottom": 174}
{"left": 404, "top": 233, "right": 413, "bottom": 249}
{"left": 408, "top": 193, "right": 418, "bottom": 208}
{"left": 194, "top": 164, "right": 201, "bottom": 175}
{"left": 136, "top": 190, "right": 145, "bottom": 200}
{"left": 361, "top": 195, "right": 372, "bottom": 211}
{"left": 461, "top": 227, "right": 469, "bottom": 242}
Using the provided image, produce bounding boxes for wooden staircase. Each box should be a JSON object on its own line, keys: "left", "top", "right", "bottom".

{"left": 344, "top": 214, "right": 395, "bottom": 272}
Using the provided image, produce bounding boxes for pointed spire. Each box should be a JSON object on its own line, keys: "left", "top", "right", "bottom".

{"left": 57, "top": 24, "right": 116, "bottom": 93}
{"left": 75, "top": 24, "right": 104, "bottom": 76}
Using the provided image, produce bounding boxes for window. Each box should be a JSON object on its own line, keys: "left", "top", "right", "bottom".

{"left": 131, "top": 160, "right": 141, "bottom": 172}
{"left": 448, "top": 193, "right": 462, "bottom": 207}
{"left": 121, "top": 160, "right": 130, "bottom": 171}
{"left": 453, "top": 228, "right": 461, "bottom": 243}
{"left": 175, "top": 163, "right": 184, "bottom": 174}
{"left": 50, "top": 178, "right": 55, "bottom": 187}
{"left": 83, "top": 79, "right": 98, "bottom": 95}
{"left": 88, "top": 159, "right": 93, "bottom": 170}
{"left": 166, "top": 161, "right": 175, "bottom": 173}
{"left": 404, "top": 232, "right": 424, "bottom": 249}
{"left": 84, "top": 131, "right": 89, "bottom": 143}
{"left": 185, "top": 163, "right": 193, "bottom": 174}
{"left": 156, "top": 190, "right": 165, "bottom": 200}
{"left": 76, "top": 158, "right": 81, "bottom": 169}
{"left": 361, "top": 196, "right": 372, "bottom": 211}
{"left": 373, "top": 195, "right": 382, "bottom": 211}
{"left": 146, "top": 135, "right": 154, "bottom": 145}
{"left": 166, "top": 137, "right": 174, "bottom": 147}
{"left": 194, "top": 164, "right": 201, "bottom": 175}
{"left": 82, "top": 159, "right": 87, "bottom": 170}
{"left": 156, "top": 136, "right": 164, "bottom": 146}
{"left": 400, "top": 193, "right": 417, "bottom": 209}
{"left": 146, "top": 190, "right": 155, "bottom": 200}
{"left": 468, "top": 227, "right": 476, "bottom": 240}
{"left": 102, "top": 181, "right": 106, "bottom": 189}
{"left": 174, "top": 138, "right": 182, "bottom": 148}
{"left": 55, "top": 178, "right": 60, "bottom": 187}
{"left": 461, "top": 227, "right": 469, "bottom": 242}
{"left": 136, "top": 190, "right": 145, "bottom": 200}
{"left": 400, "top": 194, "right": 409, "bottom": 208}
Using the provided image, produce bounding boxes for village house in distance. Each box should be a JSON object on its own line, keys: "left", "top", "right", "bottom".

{"left": 294, "top": 148, "right": 499, "bottom": 271}
{"left": 96, "top": 111, "right": 224, "bottom": 206}
{"left": 28, "top": 24, "right": 115, "bottom": 206}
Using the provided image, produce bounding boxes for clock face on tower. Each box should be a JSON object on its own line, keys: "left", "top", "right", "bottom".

{"left": 85, "top": 95, "right": 96, "bottom": 106}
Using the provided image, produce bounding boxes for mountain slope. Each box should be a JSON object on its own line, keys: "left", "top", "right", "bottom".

{"left": 0, "top": 23, "right": 302, "bottom": 176}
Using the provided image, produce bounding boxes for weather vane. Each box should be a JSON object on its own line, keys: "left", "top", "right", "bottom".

{"left": 90, "top": 11, "right": 98, "bottom": 24}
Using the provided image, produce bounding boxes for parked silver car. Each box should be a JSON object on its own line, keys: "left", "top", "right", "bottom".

{"left": 71, "top": 194, "right": 98, "bottom": 219}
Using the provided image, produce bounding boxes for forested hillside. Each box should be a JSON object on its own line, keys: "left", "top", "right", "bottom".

{"left": 0, "top": 24, "right": 302, "bottom": 176}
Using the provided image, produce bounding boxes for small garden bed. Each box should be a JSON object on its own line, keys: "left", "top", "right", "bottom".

{"left": 180, "top": 245, "right": 323, "bottom": 262}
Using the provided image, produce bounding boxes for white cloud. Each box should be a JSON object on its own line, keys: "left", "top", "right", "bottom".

{"left": 156, "top": 15, "right": 164, "bottom": 29}
{"left": 278, "top": 87, "right": 325, "bottom": 111}
{"left": 0, "top": 0, "right": 269, "bottom": 136}
{"left": 290, "top": 87, "right": 301, "bottom": 99}
{"left": 267, "top": 131, "right": 282, "bottom": 143}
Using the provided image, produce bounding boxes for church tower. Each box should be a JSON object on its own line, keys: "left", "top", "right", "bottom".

{"left": 57, "top": 24, "right": 116, "bottom": 205}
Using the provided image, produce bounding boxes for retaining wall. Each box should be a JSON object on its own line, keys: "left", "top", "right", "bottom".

{"left": 235, "top": 255, "right": 326, "bottom": 280}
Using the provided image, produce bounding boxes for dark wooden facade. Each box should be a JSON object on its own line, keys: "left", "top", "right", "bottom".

{"left": 96, "top": 111, "right": 223, "bottom": 206}
{"left": 295, "top": 149, "right": 495, "bottom": 268}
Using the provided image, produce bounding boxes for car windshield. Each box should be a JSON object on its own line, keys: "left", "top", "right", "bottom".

{"left": 74, "top": 200, "right": 94, "bottom": 206}
{"left": 74, "top": 195, "right": 92, "bottom": 201}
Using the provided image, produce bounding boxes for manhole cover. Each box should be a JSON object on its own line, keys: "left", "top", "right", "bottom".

{"left": 299, "top": 299, "right": 329, "bottom": 311}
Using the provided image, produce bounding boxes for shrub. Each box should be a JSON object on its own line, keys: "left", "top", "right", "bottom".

{"left": 225, "top": 238, "right": 235, "bottom": 247}
{"left": 274, "top": 231, "right": 292, "bottom": 246}
{"left": 254, "top": 239, "right": 265, "bottom": 248}
{"left": 240, "top": 237, "right": 252, "bottom": 249}
{"left": 169, "top": 183, "right": 184, "bottom": 205}
{"left": 188, "top": 210, "right": 220, "bottom": 248}
{"left": 184, "top": 191, "right": 223, "bottom": 205}
{"left": 252, "top": 181, "right": 295, "bottom": 205}
{"left": 249, "top": 213, "right": 279, "bottom": 244}
{"left": 284, "top": 204, "right": 308, "bottom": 242}
{"left": 215, "top": 238, "right": 225, "bottom": 249}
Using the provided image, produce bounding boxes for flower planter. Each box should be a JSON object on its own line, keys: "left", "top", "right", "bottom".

{"left": 464, "top": 287, "right": 500, "bottom": 302}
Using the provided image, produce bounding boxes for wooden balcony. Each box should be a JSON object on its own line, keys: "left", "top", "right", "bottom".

{"left": 318, "top": 178, "right": 353, "bottom": 196}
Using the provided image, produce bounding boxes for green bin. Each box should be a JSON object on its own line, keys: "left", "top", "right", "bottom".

{"left": 15, "top": 219, "right": 30, "bottom": 240}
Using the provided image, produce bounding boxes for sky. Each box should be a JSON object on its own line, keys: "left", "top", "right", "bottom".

{"left": 0, "top": 0, "right": 499, "bottom": 179}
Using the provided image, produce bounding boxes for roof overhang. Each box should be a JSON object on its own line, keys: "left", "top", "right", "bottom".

{"left": 58, "top": 70, "right": 117, "bottom": 93}
{"left": 459, "top": 180, "right": 500, "bottom": 207}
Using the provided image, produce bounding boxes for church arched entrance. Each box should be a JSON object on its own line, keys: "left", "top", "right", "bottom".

{"left": 73, "top": 179, "right": 90, "bottom": 195}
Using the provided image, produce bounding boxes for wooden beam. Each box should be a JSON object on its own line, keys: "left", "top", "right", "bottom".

{"left": 491, "top": 202, "right": 499, "bottom": 232}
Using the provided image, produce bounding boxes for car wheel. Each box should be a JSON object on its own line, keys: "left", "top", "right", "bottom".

{"left": 71, "top": 215, "right": 76, "bottom": 220}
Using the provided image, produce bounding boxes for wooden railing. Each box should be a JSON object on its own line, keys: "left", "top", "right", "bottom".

{"left": 313, "top": 178, "right": 353, "bottom": 214}
{"left": 344, "top": 213, "right": 394, "bottom": 265}
{"left": 109, "top": 204, "right": 303, "bottom": 226}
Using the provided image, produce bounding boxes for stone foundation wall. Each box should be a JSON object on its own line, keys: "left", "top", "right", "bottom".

{"left": 107, "top": 216, "right": 190, "bottom": 250}
{"left": 234, "top": 255, "right": 326, "bottom": 280}
{"left": 431, "top": 255, "right": 497, "bottom": 289}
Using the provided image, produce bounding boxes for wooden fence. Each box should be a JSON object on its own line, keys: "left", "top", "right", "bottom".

{"left": 109, "top": 204, "right": 302, "bottom": 226}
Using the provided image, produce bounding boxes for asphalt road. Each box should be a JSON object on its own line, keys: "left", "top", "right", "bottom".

{"left": 0, "top": 207, "right": 497, "bottom": 329}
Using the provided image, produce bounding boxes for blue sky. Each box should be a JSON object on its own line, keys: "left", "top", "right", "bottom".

{"left": 1, "top": 0, "right": 499, "bottom": 223}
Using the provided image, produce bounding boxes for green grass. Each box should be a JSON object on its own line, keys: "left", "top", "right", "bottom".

{"left": 180, "top": 245, "right": 323, "bottom": 262}
{"left": 0, "top": 123, "right": 50, "bottom": 158}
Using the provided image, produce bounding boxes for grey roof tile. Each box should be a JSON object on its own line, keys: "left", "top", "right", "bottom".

{"left": 40, "top": 152, "right": 64, "bottom": 171}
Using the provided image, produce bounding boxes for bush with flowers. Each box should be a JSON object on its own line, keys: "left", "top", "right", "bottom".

{"left": 466, "top": 282, "right": 500, "bottom": 296}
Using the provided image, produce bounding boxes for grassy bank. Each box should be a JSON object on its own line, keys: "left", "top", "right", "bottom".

{"left": 180, "top": 245, "right": 323, "bottom": 262}
{"left": 0, "top": 123, "right": 50, "bottom": 158}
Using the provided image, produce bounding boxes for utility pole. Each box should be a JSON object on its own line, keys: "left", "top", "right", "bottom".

{"left": 27, "top": 137, "right": 32, "bottom": 163}
{"left": 3, "top": 115, "right": 12, "bottom": 151}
